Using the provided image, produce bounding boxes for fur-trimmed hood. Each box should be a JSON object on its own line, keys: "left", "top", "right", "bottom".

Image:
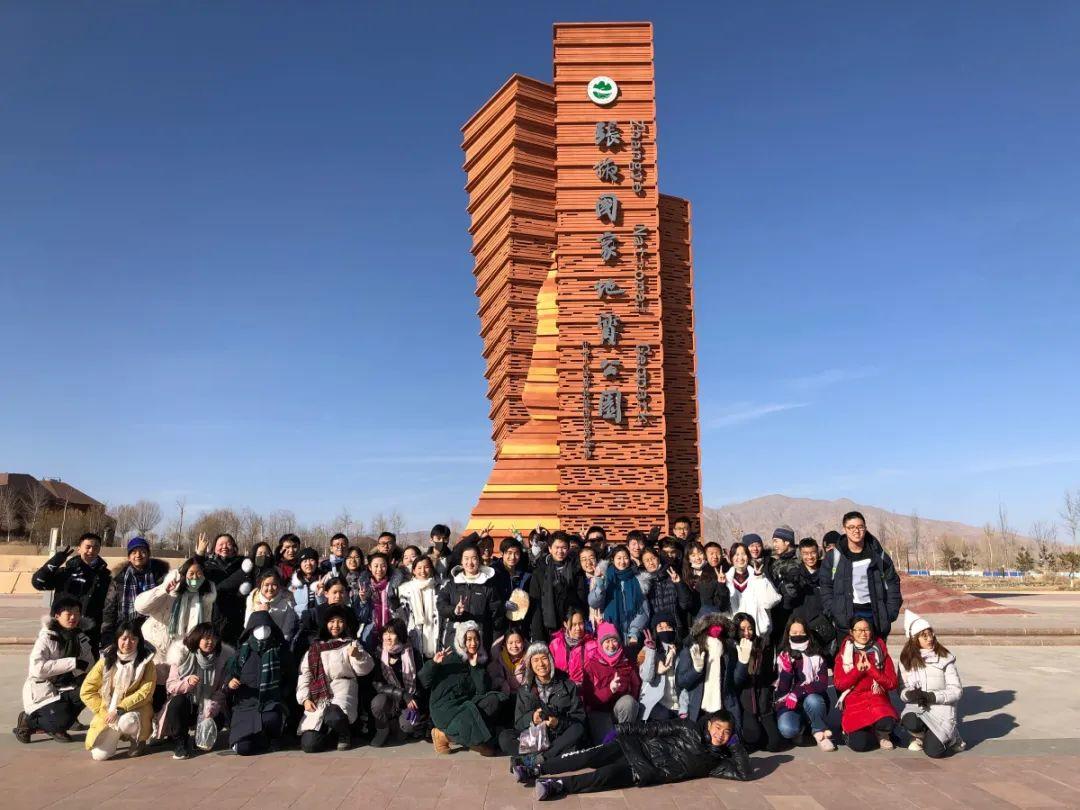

{"left": 452, "top": 620, "right": 487, "bottom": 664}
{"left": 450, "top": 564, "right": 495, "bottom": 585}
{"left": 523, "top": 641, "right": 555, "bottom": 689}
{"left": 38, "top": 614, "right": 94, "bottom": 638}
{"left": 688, "top": 612, "right": 733, "bottom": 643}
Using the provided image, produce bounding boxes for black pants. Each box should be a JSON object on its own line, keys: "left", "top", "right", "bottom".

{"left": 847, "top": 717, "right": 895, "bottom": 752}
{"left": 161, "top": 695, "right": 193, "bottom": 740}
{"left": 901, "top": 713, "right": 948, "bottom": 758}
{"left": 644, "top": 704, "right": 677, "bottom": 722}
{"left": 300, "top": 704, "right": 350, "bottom": 753}
{"left": 498, "top": 720, "right": 587, "bottom": 757}
{"left": 740, "top": 708, "right": 785, "bottom": 752}
{"left": 539, "top": 742, "right": 635, "bottom": 794}
{"left": 234, "top": 708, "right": 286, "bottom": 756}
{"left": 28, "top": 690, "right": 82, "bottom": 734}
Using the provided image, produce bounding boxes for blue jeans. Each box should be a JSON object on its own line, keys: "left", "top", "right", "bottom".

{"left": 777, "top": 693, "right": 828, "bottom": 738}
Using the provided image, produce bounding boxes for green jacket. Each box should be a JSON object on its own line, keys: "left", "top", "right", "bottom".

{"left": 418, "top": 652, "right": 502, "bottom": 747}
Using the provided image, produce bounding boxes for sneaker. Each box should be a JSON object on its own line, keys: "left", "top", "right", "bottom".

{"left": 949, "top": 738, "right": 966, "bottom": 753}
{"left": 878, "top": 737, "right": 894, "bottom": 751}
{"left": 12, "top": 712, "right": 33, "bottom": 744}
{"left": 370, "top": 725, "right": 390, "bottom": 748}
{"left": 535, "top": 779, "right": 564, "bottom": 801}
{"left": 908, "top": 734, "right": 924, "bottom": 752}
{"left": 336, "top": 730, "right": 352, "bottom": 752}
{"left": 128, "top": 740, "right": 147, "bottom": 758}
{"left": 814, "top": 731, "right": 836, "bottom": 752}
{"left": 172, "top": 738, "right": 192, "bottom": 760}
{"left": 70, "top": 719, "right": 90, "bottom": 732}
{"left": 432, "top": 727, "right": 451, "bottom": 755}
{"left": 49, "top": 731, "right": 75, "bottom": 743}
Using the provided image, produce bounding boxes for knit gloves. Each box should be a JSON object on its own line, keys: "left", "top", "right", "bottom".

{"left": 690, "top": 643, "right": 706, "bottom": 672}
{"left": 737, "top": 638, "right": 753, "bottom": 665}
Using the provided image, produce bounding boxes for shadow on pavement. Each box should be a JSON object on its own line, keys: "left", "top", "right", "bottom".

{"left": 961, "top": 685, "right": 1018, "bottom": 748}
{"left": 750, "top": 753, "right": 794, "bottom": 777}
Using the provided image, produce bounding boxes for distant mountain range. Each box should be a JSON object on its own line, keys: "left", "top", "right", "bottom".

{"left": 702, "top": 494, "right": 1020, "bottom": 550}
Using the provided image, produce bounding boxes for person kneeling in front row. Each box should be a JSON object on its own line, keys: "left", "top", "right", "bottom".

{"left": 898, "top": 610, "right": 965, "bottom": 757}
{"left": 517, "top": 711, "right": 751, "bottom": 799}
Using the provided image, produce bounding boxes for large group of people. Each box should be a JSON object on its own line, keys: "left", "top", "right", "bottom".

{"left": 16, "top": 511, "right": 966, "bottom": 798}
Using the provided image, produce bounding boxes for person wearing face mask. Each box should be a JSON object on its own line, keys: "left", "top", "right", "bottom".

{"left": 101, "top": 537, "right": 170, "bottom": 649}
{"left": 32, "top": 532, "right": 112, "bottom": 656}
{"left": 239, "top": 542, "right": 277, "bottom": 604}
{"left": 79, "top": 621, "right": 156, "bottom": 760}
{"left": 418, "top": 621, "right": 505, "bottom": 756}
{"left": 674, "top": 614, "right": 745, "bottom": 726}
{"left": 724, "top": 542, "right": 781, "bottom": 635}
{"left": 588, "top": 546, "right": 650, "bottom": 650}
{"left": 155, "top": 622, "right": 232, "bottom": 759}
{"left": 437, "top": 546, "right": 504, "bottom": 651}
{"left": 773, "top": 616, "right": 832, "bottom": 751}
{"left": 730, "top": 612, "right": 783, "bottom": 753}
{"left": 640, "top": 547, "right": 692, "bottom": 639}
{"left": 521, "top": 711, "right": 751, "bottom": 799}
{"left": 244, "top": 570, "right": 300, "bottom": 643}
{"left": 528, "top": 534, "right": 587, "bottom": 643}
{"left": 638, "top": 613, "right": 685, "bottom": 721}
{"left": 834, "top": 617, "right": 899, "bottom": 751}
{"left": 225, "top": 611, "right": 295, "bottom": 755}
{"left": 547, "top": 607, "right": 596, "bottom": 686}
{"left": 501, "top": 641, "right": 587, "bottom": 759}
{"left": 296, "top": 604, "right": 374, "bottom": 753}
{"left": 197, "top": 533, "right": 251, "bottom": 647}
{"left": 897, "top": 610, "right": 964, "bottom": 757}
{"left": 581, "top": 622, "right": 641, "bottom": 742}
{"left": 397, "top": 556, "right": 441, "bottom": 659}
{"left": 15, "top": 597, "right": 95, "bottom": 744}
{"left": 134, "top": 557, "right": 218, "bottom": 695}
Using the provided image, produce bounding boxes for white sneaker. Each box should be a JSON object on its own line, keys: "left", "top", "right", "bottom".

{"left": 878, "top": 737, "right": 894, "bottom": 750}
{"left": 908, "top": 738, "right": 924, "bottom": 751}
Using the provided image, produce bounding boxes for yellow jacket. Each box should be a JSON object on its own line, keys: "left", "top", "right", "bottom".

{"left": 78, "top": 653, "right": 156, "bottom": 749}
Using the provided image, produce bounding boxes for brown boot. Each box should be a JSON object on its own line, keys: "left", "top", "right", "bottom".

{"left": 432, "top": 727, "right": 451, "bottom": 755}
{"left": 12, "top": 712, "right": 34, "bottom": 744}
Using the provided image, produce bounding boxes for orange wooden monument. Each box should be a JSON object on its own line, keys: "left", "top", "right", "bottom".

{"left": 463, "top": 22, "right": 702, "bottom": 539}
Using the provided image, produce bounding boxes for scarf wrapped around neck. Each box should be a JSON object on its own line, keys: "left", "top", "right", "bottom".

{"left": 841, "top": 637, "right": 886, "bottom": 673}
{"left": 602, "top": 565, "right": 643, "bottom": 636}
{"left": 236, "top": 636, "right": 282, "bottom": 705}
{"left": 102, "top": 650, "right": 139, "bottom": 714}
{"left": 370, "top": 577, "right": 391, "bottom": 633}
{"left": 306, "top": 638, "right": 350, "bottom": 704}
{"left": 380, "top": 642, "right": 416, "bottom": 695}
{"left": 168, "top": 587, "right": 205, "bottom": 638}
{"left": 501, "top": 645, "right": 526, "bottom": 683}
{"left": 122, "top": 565, "right": 156, "bottom": 623}
{"left": 179, "top": 649, "right": 217, "bottom": 707}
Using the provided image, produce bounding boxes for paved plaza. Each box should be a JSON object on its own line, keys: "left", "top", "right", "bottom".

{"left": 1, "top": 636, "right": 1078, "bottom": 809}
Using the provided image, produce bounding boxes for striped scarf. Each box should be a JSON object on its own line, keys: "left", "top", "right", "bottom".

{"left": 306, "top": 639, "right": 349, "bottom": 704}
{"left": 122, "top": 565, "right": 156, "bottom": 622}
{"left": 236, "top": 638, "right": 282, "bottom": 704}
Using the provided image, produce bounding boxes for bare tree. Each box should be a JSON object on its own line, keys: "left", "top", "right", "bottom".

{"left": 388, "top": 509, "right": 406, "bottom": 537}
{"left": 0, "top": 487, "right": 17, "bottom": 542}
{"left": 998, "top": 504, "right": 1017, "bottom": 569}
{"left": 1062, "top": 490, "right": 1080, "bottom": 547}
{"left": 175, "top": 497, "right": 187, "bottom": 551}
{"left": 910, "top": 510, "right": 922, "bottom": 571}
{"left": 238, "top": 508, "right": 265, "bottom": 549}
{"left": 264, "top": 510, "right": 298, "bottom": 541}
{"left": 20, "top": 485, "right": 50, "bottom": 546}
{"left": 113, "top": 504, "right": 138, "bottom": 541}
{"left": 1031, "top": 521, "right": 1059, "bottom": 573}
{"left": 982, "top": 522, "right": 995, "bottom": 571}
{"left": 331, "top": 508, "right": 354, "bottom": 537}
{"left": 132, "top": 500, "right": 163, "bottom": 537}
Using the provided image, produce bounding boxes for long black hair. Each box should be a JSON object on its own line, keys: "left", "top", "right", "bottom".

{"left": 102, "top": 619, "right": 152, "bottom": 668}
{"left": 779, "top": 613, "right": 824, "bottom": 658}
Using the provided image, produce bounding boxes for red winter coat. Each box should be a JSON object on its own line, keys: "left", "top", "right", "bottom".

{"left": 833, "top": 637, "right": 899, "bottom": 733}
{"left": 581, "top": 647, "right": 641, "bottom": 711}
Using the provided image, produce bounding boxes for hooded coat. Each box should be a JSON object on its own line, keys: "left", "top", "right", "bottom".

{"left": 79, "top": 646, "right": 157, "bottom": 749}
{"left": 133, "top": 570, "right": 218, "bottom": 672}
{"left": 296, "top": 634, "right": 374, "bottom": 734}
{"left": 819, "top": 533, "right": 902, "bottom": 635}
{"left": 225, "top": 611, "right": 296, "bottom": 744}
{"left": 511, "top": 642, "right": 585, "bottom": 732}
{"left": 898, "top": 650, "right": 962, "bottom": 745}
{"left": 100, "top": 558, "right": 170, "bottom": 647}
{"left": 23, "top": 616, "right": 95, "bottom": 715}
{"left": 580, "top": 624, "right": 642, "bottom": 712}
{"left": 488, "top": 635, "right": 528, "bottom": 696}
{"left": 833, "top": 635, "right": 899, "bottom": 733}
{"left": 244, "top": 588, "right": 300, "bottom": 644}
{"left": 417, "top": 621, "right": 502, "bottom": 747}
{"left": 674, "top": 613, "right": 746, "bottom": 725}
{"left": 397, "top": 575, "right": 440, "bottom": 658}
{"left": 436, "top": 564, "right": 503, "bottom": 650}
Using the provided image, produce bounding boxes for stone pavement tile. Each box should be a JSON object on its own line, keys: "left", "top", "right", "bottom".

{"left": 764, "top": 797, "right": 827, "bottom": 810}
{"left": 978, "top": 780, "right": 1065, "bottom": 808}
{"left": 1026, "top": 771, "right": 1080, "bottom": 801}
{"left": 707, "top": 781, "right": 774, "bottom": 809}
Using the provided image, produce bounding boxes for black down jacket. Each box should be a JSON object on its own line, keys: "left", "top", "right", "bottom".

{"left": 615, "top": 718, "right": 752, "bottom": 786}
{"left": 512, "top": 671, "right": 586, "bottom": 732}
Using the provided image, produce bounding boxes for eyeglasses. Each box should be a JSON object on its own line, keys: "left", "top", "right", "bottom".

{"left": 845, "top": 526, "right": 867, "bottom": 533}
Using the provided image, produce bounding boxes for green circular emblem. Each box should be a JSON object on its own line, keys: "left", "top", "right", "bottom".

{"left": 587, "top": 76, "right": 618, "bottom": 106}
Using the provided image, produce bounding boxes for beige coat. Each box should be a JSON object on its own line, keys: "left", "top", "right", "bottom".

{"left": 295, "top": 640, "right": 374, "bottom": 733}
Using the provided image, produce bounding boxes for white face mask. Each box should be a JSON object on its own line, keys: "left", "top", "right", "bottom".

{"left": 789, "top": 639, "right": 809, "bottom": 652}
{"left": 252, "top": 625, "right": 271, "bottom": 641}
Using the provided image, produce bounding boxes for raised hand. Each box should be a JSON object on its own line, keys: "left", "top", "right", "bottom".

{"left": 433, "top": 647, "right": 451, "bottom": 664}
{"left": 195, "top": 533, "right": 209, "bottom": 557}
{"left": 455, "top": 595, "right": 466, "bottom": 616}
{"left": 667, "top": 568, "right": 681, "bottom": 584}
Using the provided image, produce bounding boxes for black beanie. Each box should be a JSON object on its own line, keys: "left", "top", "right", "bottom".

{"left": 772, "top": 528, "right": 795, "bottom": 544}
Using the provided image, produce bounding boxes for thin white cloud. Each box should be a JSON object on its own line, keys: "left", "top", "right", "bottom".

{"left": 785, "top": 368, "right": 875, "bottom": 391}
{"left": 705, "top": 401, "right": 810, "bottom": 429}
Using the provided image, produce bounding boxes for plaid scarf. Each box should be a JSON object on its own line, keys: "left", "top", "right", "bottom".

{"left": 122, "top": 565, "right": 156, "bottom": 622}
{"left": 306, "top": 639, "right": 349, "bottom": 704}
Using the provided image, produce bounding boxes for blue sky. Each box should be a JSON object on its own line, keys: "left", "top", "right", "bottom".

{"left": 2, "top": 2, "right": 1078, "bottom": 536}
